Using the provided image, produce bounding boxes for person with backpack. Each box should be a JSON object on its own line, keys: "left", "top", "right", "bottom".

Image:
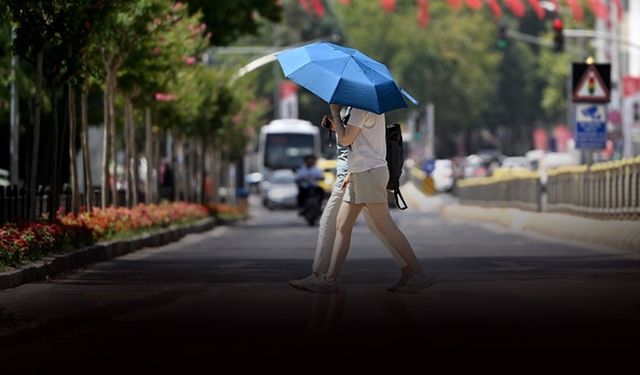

{"left": 289, "top": 107, "right": 411, "bottom": 293}
{"left": 306, "top": 104, "right": 435, "bottom": 294}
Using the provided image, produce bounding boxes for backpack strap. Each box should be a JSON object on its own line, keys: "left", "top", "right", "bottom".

{"left": 394, "top": 189, "right": 408, "bottom": 210}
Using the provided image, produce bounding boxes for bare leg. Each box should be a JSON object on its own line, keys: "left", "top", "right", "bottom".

{"left": 326, "top": 201, "right": 363, "bottom": 279}
{"left": 362, "top": 207, "right": 408, "bottom": 269}
{"left": 364, "top": 202, "right": 423, "bottom": 273}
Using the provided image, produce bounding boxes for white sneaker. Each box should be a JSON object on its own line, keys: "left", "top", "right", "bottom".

{"left": 305, "top": 275, "right": 339, "bottom": 294}
{"left": 387, "top": 273, "right": 409, "bottom": 292}
{"left": 396, "top": 272, "right": 436, "bottom": 293}
{"left": 288, "top": 273, "right": 320, "bottom": 291}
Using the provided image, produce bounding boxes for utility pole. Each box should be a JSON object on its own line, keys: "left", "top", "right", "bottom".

{"left": 10, "top": 26, "right": 19, "bottom": 186}
{"left": 425, "top": 103, "right": 435, "bottom": 160}
{"left": 272, "top": 25, "right": 282, "bottom": 119}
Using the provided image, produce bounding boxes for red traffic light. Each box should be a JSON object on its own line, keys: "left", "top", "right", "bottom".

{"left": 552, "top": 18, "right": 563, "bottom": 31}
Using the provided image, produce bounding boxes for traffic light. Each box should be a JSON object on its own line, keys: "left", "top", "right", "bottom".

{"left": 552, "top": 18, "right": 564, "bottom": 52}
{"left": 497, "top": 23, "right": 508, "bottom": 50}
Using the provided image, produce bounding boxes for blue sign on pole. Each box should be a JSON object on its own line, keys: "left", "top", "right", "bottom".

{"left": 422, "top": 159, "right": 435, "bottom": 176}
{"left": 574, "top": 103, "right": 607, "bottom": 150}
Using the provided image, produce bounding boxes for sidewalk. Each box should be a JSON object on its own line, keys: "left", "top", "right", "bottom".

{"left": 442, "top": 203, "right": 640, "bottom": 254}
{"left": 400, "top": 179, "right": 640, "bottom": 254}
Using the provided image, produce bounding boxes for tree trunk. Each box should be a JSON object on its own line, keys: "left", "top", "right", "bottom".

{"left": 153, "top": 128, "right": 160, "bottom": 203}
{"left": 29, "top": 50, "right": 43, "bottom": 220}
{"left": 145, "top": 107, "right": 153, "bottom": 204}
{"left": 109, "top": 75, "right": 117, "bottom": 206}
{"left": 80, "top": 80, "right": 92, "bottom": 210}
{"left": 200, "top": 137, "right": 207, "bottom": 205}
{"left": 101, "top": 69, "right": 111, "bottom": 208}
{"left": 48, "top": 83, "right": 61, "bottom": 222}
{"left": 123, "top": 94, "right": 131, "bottom": 207}
{"left": 129, "top": 98, "right": 138, "bottom": 206}
{"left": 211, "top": 146, "right": 220, "bottom": 204}
{"left": 68, "top": 82, "right": 79, "bottom": 214}
{"left": 174, "top": 136, "right": 182, "bottom": 201}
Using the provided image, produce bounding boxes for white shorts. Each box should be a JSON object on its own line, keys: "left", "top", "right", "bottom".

{"left": 344, "top": 166, "right": 389, "bottom": 204}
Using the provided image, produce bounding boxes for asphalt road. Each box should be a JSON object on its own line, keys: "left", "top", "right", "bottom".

{"left": 0, "top": 187, "right": 639, "bottom": 368}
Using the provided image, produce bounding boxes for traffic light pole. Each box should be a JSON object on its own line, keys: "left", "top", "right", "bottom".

{"left": 564, "top": 29, "right": 640, "bottom": 53}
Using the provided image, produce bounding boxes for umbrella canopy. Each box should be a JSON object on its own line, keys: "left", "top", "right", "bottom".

{"left": 275, "top": 41, "right": 418, "bottom": 114}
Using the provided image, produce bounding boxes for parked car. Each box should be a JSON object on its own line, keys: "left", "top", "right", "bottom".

{"left": 464, "top": 154, "right": 488, "bottom": 178}
{"left": 539, "top": 152, "right": 578, "bottom": 186}
{"left": 0, "top": 168, "right": 9, "bottom": 187}
{"left": 492, "top": 156, "right": 530, "bottom": 177}
{"left": 261, "top": 169, "right": 298, "bottom": 210}
{"left": 433, "top": 159, "right": 454, "bottom": 192}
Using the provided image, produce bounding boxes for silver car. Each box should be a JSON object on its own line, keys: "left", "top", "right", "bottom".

{"left": 262, "top": 169, "right": 298, "bottom": 210}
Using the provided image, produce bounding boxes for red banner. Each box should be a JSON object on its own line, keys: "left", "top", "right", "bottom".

{"left": 504, "top": 0, "right": 526, "bottom": 18}
{"left": 417, "top": 0, "right": 430, "bottom": 27}
{"left": 465, "top": 0, "right": 482, "bottom": 10}
{"left": 527, "top": 0, "right": 546, "bottom": 20}
{"left": 613, "top": 0, "right": 623, "bottom": 20}
{"left": 586, "top": 0, "right": 609, "bottom": 20}
{"left": 298, "top": 0, "right": 310, "bottom": 12}
{"left": 565, "top": 0, "right": 584, "bottom": 22}
{"left": 623, "top": 76, "right": 640, "bottom": 97}
{"left": 487, "top": 0, "right": 503, "bottom": 19}
{"left": 311, "top": 0, "right": 325, "bottom": 17}
{"left": 380, "top": 0, "right": 396, "bottom": 13}
{"left": 447, "top": 0, "right": 463, "bottom": 11}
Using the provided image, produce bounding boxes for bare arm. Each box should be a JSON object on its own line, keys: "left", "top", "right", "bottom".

{"left": 330, "top": 104, "right": 361, "bottom": 147}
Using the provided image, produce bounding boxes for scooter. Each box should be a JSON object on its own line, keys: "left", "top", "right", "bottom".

{"left": 296, "top": 176, "right": 325, "bottom": 226}
{"left": 300, "top": 186, "right": 324, "bottom": 226}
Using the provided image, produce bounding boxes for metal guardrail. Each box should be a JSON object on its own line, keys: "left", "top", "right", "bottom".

{"left": 455, "top": 157, "right": 640, "bottom": 219}
{"left": 546, "top": 157, "right": 640, "bottom": 219}
{"left": 456, "top": 171, "right": 541, "bottom": 212}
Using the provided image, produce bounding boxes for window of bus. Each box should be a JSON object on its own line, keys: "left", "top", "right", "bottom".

{"left": 265, "top": 133, "right": 315, "bottom": 171}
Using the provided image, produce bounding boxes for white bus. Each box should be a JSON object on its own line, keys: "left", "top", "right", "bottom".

{"left": 257, "top": 118, "right": 321, "bottom": 178}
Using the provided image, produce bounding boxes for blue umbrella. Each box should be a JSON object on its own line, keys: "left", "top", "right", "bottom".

{"left": 275, "top": 41, "right": 418, "bottom": 114}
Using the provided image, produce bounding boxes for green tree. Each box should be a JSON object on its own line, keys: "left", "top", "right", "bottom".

{"left": 183, "top": 0, "right": 282, "bottom": 46}
{"left": 4, "top": 0, "right": 114, "bottom": 219}
{"left": 336, "top": 1, "right": 500, "bottom": 156}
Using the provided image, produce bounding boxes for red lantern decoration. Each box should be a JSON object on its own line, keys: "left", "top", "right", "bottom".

{"left": 527, "top": 0, "right": 546, "bottom": 20}
{"left": 447, "top": 0, "right": 463, "bottom": 11}
{"left": 487, "top": 0, "right": 502, "bottom": 19}
{"left": 380, "top": 0, "right": 396, "bottom": 13}
{"left": 565, "top": 0, "right": 584, "bottom": 22}
{"left": 417, "top": 0, "right": 430, "bottom": 28}
{"left": 465, "top": 0, "right": 482, "bottom": 10}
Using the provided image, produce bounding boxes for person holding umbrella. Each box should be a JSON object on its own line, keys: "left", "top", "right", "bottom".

{"left": 276, "top": 42, "right": 434, "bottom": 293}
{"left": 288, "top": 109, "right": 411, "bottom": 293}
{"left": 306, "top": 104, "right": 434, "bottom": 294}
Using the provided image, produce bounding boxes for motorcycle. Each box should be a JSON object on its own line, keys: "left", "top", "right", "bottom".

{"left": 296, "top": 178, "right": 324, "bottom": 226}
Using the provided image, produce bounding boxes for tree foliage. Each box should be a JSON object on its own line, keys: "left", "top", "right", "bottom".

{"left": 336, "top": 1, "right": 500, "bottom": 135}
{"left": 183, "top": 0, "right": 282, "bottom": 46}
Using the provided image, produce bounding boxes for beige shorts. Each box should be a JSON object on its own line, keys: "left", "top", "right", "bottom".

{"left": 344, "top": 166, "right": 389, "bottom": 204}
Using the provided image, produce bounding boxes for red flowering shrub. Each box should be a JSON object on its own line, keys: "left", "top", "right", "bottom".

{"left": 0, "top": 221, "right": 93, "bottom": 268}
{"left": 1, "top": 202, "right": 208, "bottom": 268}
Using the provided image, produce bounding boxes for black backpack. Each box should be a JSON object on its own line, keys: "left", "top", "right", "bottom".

{"left": 386, "top": 123, "right": 408, "bottom": 210}
{"left": 339, "top": 109, "right": 408, "bottom": 210}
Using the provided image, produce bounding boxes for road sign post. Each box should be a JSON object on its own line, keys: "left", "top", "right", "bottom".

{"left": 574, "top": 104, "right": 608, "bottom": 150}
{"left": 572, "top": 62, "right": 611, "bottom": 163}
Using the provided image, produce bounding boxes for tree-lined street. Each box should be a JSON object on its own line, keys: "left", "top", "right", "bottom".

{"left": 1, "top": 189, "right": 638, "bottom": 367}
{"left": 1, "top": 1, "right": 639, "bottom": 368}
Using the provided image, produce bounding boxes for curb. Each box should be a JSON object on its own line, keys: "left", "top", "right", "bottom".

{"left": 441, "top": 204, "right": 640, "bottom": 252}
{"left": 0, "top": 218, "right": 216, "bottom": 291}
